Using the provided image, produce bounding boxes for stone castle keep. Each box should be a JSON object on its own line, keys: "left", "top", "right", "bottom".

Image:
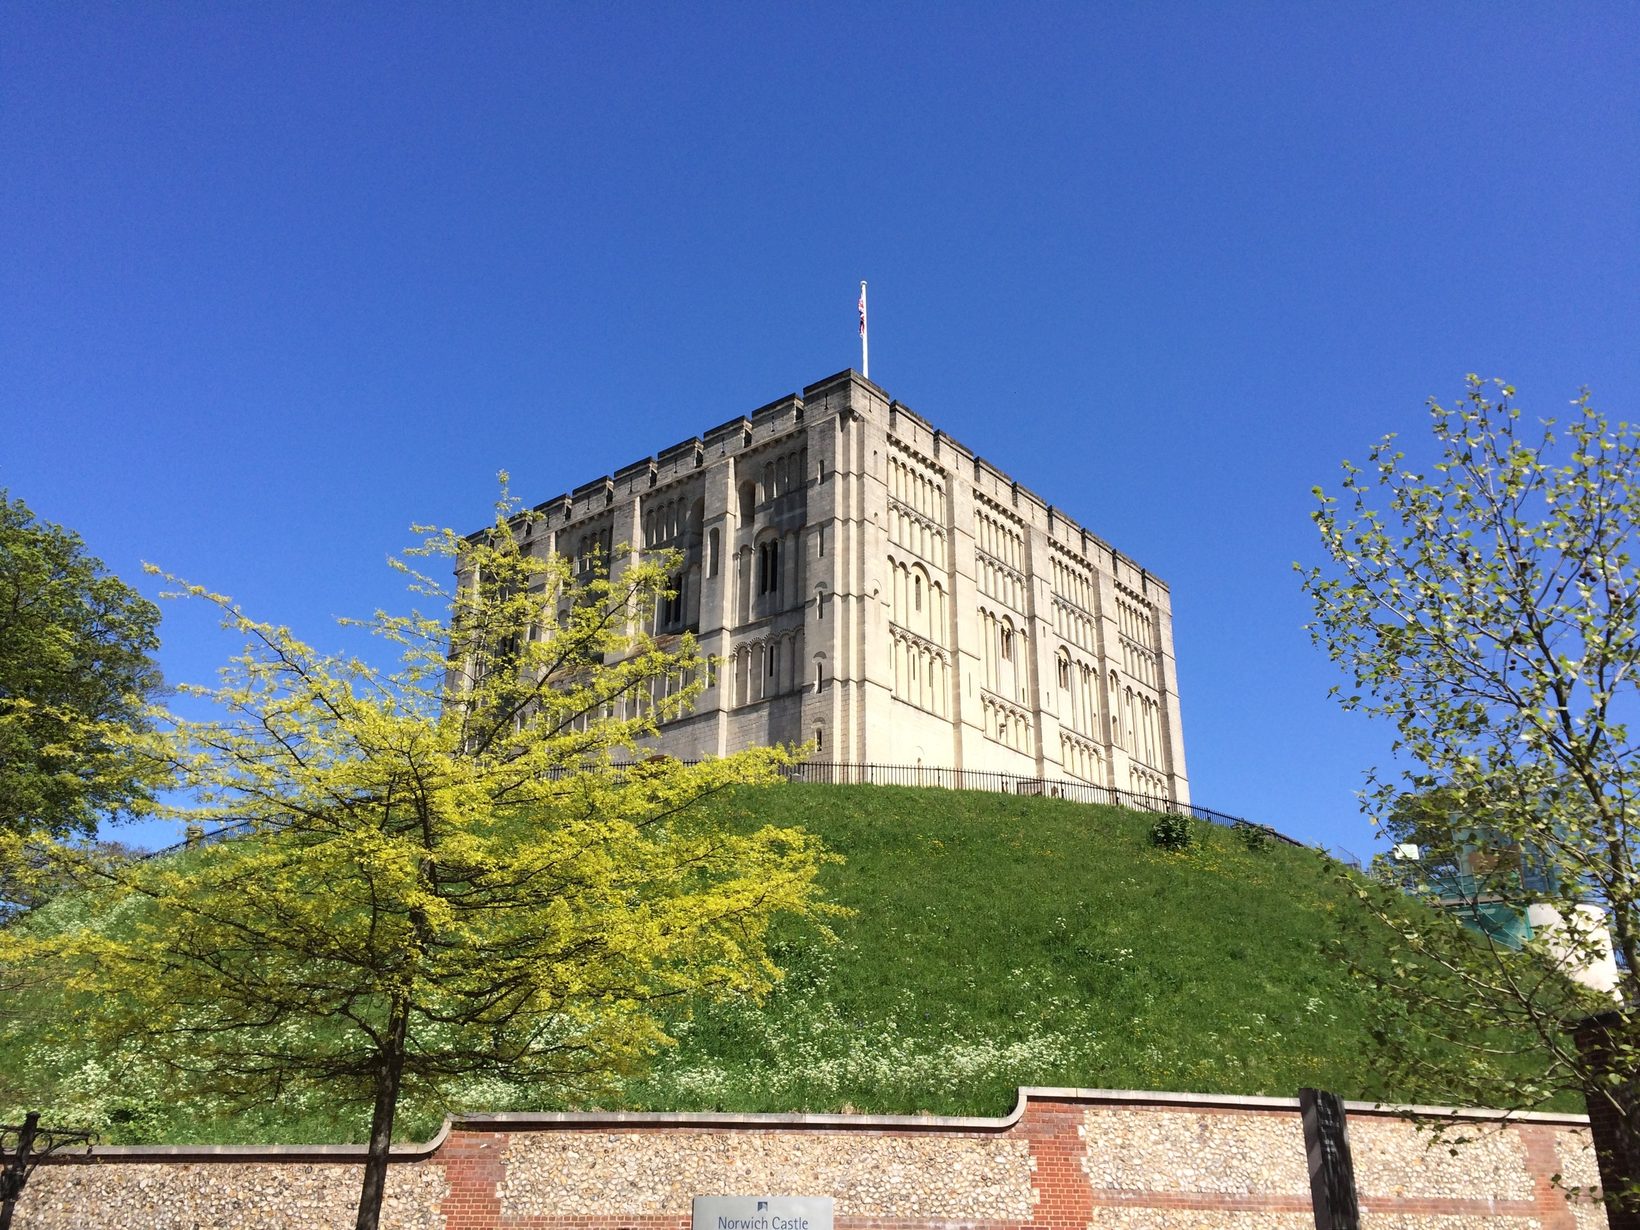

{"left": 510, "top": 369, "right": 1188, "bottom": 803}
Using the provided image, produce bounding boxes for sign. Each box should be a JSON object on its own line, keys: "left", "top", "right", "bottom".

{"left": 692, "top": 1196, "right": 834, "bottom": 1230}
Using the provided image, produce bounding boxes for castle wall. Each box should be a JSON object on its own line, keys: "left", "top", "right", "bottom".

{"left": 15, "top": 1089, "right": 1605, "bottom": 1229}
{"left": 517, "top": 371, "right": 1189, "bottom": 804}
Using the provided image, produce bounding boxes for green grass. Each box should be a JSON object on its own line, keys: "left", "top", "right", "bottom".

{"left": 0, "top": 783, "right": 1553, "bottom": 1142}
{"left": 615, "top": 784, "right": 1413, "bottom": 1116}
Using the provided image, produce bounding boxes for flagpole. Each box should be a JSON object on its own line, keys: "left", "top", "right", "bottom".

{"left": 858, "top": 281, "right": 869, "bottom": 379}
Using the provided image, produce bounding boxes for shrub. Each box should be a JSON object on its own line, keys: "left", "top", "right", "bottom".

{"left": 1149, "top": 814, "right": 1194, "bottom": 851}
{"left": 1235, "top": 823, "right": 1273, "bottom": 853}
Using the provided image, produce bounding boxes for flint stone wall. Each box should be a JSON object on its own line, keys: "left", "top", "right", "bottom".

{"left": 18, "top": 1160, "right": 447, "bottom": 1230}
{"left": 11, "top": 1087, "right": 1608, "bottom": 1230}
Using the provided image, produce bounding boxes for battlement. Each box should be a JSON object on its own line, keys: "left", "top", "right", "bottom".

{"left": 517, "top": 371, "right": 1163, "bottom": 594}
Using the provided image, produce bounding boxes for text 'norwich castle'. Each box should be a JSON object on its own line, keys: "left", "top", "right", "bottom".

{"left": 506, "top": 370, "right": 1188, "bottom": 803}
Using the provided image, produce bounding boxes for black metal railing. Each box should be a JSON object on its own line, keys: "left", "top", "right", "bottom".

{"left": 773, "top": 760, "right": 1291, "bottom": 836}
{"left": 142, "top": 758, "right": 1301, "bottom": 857}
{"left": 143, "top": 818, "right": 262, "bottom": 859}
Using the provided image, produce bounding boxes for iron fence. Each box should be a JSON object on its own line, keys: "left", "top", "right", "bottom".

{"left": 143, "top": 758, "right": 1300, "bottom": 857}
{"left": 773, "top": 760, "right": 1299, "bottom": 842}
{"left": 143, "top": 818, "right": 261, "bottom": 860}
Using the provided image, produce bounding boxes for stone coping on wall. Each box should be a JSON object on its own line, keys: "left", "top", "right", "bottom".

{"left": 34, "top": 1085, "right": 1592, "bottom": 1164}
{"left": 1340, "top": 1096, "right": 1591, "bottom": 1125}
{"left": 29, "top": 1117, "right": 457, "bottom": 1164}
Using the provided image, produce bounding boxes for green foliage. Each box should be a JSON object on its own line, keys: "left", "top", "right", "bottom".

{"left": 4, "top": 783, "right": 1550, "bottom": 1137}
{"left": 1334, "top": 871, "right": 1591, "bottom": 1113}
{"left": 1235, "top": 822, "right": 1273, "bottom": 853}
{"left": 1148, "top": 812, "right": 1194, "bottom": 851}
{"left": 1376, "top": 785, "right": 1475, "bottom": 880}
{"left": 0, "top": 492, "right": 162, "bottom": 838}
{"left": 1301, "top": 376, "right": 1640, "bottom": 1209}
{"left": 628, "top": 786, "right": 1406, "bottom": 1117}
{"left": 0, "top": 488, "right": 834, "bottom": 1229}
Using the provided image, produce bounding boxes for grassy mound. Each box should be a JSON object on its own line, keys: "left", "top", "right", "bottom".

{"left": 0, "top": 783, "right": 1547, "bottom": 1143}
{"left": 621, "top": 784, "right": 1404, "bottom": 1116}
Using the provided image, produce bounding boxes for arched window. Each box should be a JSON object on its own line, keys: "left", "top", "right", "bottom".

{"left": 661, "top": 574, "right": 685, "bottom": 631}
{"left": 914, "top": 575, "right": 923, "bottom": 612}
{"left": 735, "top": 546, "right": 753, "bottom": 623}
{"left": 757, "top": 540, "right": 781, "bottom": 595}
{"left": 981, "top": 609, "right": 999, "bottom": 690}
{"left": 739, "top": 481, "right": 755, "bottom": 521}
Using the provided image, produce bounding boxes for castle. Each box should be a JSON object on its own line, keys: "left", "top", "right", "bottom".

{"left": 511, "top": 370, "right": 1188, "bottom": 803}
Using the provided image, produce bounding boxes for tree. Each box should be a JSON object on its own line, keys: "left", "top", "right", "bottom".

{"left": 5, "top": 492, "right": 835, "bottom": 1230}
{"left": 0, "top": 493, "right": 162, "bottom": 838}
{"left": 1300, "top": 376, "right": 1640, "bottom": 1217}
{"left": 1372, "top": 786, "right": 1472, "bottom": 875}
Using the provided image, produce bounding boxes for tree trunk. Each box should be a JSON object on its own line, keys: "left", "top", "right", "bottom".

{"left": 1577, "top": 1013, "right": 1640, "bottom": 1227}
{"left": 354, "top": 997, "right": 410, "bottom": 1230}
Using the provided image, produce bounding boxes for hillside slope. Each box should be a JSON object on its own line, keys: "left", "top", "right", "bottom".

{"left": 1, "top": 783, "right": 1545, "bottom": 1143}
{"left": 618, "top": 783, "right": 1416, "bottom": 1117}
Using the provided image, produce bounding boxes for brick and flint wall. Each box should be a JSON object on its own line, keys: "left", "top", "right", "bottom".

{"left": 15, "top": 1087, "right": 1607, "bottom": 1229}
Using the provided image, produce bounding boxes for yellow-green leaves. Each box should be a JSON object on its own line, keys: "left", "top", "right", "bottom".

{"left": 5, "top": 490, "right": 835, "bottom": 1156}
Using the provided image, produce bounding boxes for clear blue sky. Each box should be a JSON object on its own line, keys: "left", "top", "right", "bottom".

{"left": 4, "top": 3, "right": 1636, "bottom": 854}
